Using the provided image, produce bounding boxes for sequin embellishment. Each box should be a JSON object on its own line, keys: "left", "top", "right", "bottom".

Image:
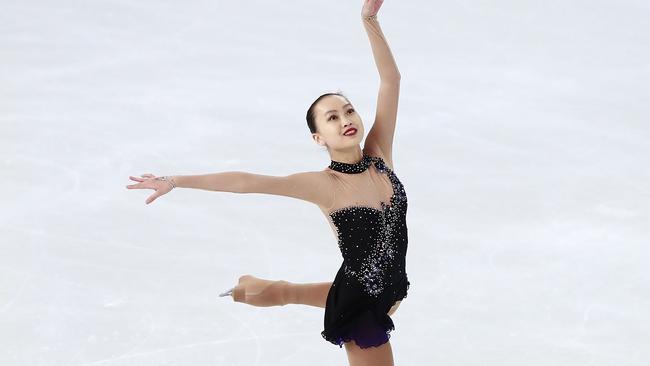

{"left": 328, "top": 153, "right": 373, "bottom": 174}
{"left": 328, "top": 155, "right": 408, "bottom": 298}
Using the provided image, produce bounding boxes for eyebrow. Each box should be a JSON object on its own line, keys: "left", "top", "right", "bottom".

{"left": 325, "top": 103, "right": 352, "bottom": 116}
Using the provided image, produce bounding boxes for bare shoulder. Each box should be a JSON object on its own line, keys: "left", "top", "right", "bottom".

{"left": 292, "top": 169, "right": 337, "bottom": 208}
{"left": 321, "top": 167, "right": 342, "bottom": 187}
{"left": 289, "top": 169, "right": 335, "bottom": 186}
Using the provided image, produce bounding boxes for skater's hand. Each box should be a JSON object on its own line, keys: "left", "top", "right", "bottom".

{"left": 361, "top": 0, "right": 383, "bottom": 18}
{"left": 125, "top": 173, "right": 173, "bottom": 205}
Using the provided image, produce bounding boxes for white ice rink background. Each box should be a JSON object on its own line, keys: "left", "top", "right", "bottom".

{"left": 1, "top": 0, "right": 649, "bottom": 365}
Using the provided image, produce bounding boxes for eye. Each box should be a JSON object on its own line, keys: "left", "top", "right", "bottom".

{"left": 328, "top": 109, "right": 354, "bottom": 121}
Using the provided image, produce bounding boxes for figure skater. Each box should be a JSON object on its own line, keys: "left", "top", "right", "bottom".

{"left": 126, "top": 1, "right": 409, "bottom": 364}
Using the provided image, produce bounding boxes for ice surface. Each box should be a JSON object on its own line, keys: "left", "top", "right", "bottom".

{"left": 1, "top": 0, "right": 649, "bottom": 365}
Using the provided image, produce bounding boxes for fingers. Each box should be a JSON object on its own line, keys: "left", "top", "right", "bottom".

{"left": 126, "top": 173, "right": 168, "bottom": 205}
{"left": 129, "top": 173, "right": 155, "bottom": 182}
{"left": 125, "top": 174, "right": 156, "bottom": 189}
{"left": 144, "top": 186, "right": 172, "bottom": 204}
{"left": 145, "top": 192, "right": 160, "bottom": 205}
{"left": 126, "top": 176, "right": 146, "bottom": 189}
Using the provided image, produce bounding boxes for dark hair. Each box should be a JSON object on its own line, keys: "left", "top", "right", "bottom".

{"left": 306, "top": 91, "right": 349, "bottom": 134}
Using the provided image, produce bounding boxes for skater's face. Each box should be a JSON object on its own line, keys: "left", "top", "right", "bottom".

{"left": 312, "top": 95, "right": 364, "bottom": 149}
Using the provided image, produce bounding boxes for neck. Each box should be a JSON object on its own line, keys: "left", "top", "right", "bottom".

{"left": 329, "top": 146, "right": 364, "bottom": 164}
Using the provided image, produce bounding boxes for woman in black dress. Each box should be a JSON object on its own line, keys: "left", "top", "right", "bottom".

{"left": 126, "top": 1, "right": 408, "bottom": 364}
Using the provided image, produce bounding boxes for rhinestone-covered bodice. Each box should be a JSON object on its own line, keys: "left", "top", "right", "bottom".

{"left": 327, "top": 154, "right": 409, "bottom": 298}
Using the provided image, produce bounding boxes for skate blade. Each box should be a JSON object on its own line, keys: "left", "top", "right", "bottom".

{"left": 219, "top": 287, "right": 234, "bottom": 297}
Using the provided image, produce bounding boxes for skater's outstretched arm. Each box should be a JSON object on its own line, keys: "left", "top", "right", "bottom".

{"left": 360, "top": 0, "right": 401, "bottom": 169}
{"left": 126, "top": 170, "right": 334, "bottom": 208}
{"left": 234, "top": 170, "right": 335, "bottom": 208}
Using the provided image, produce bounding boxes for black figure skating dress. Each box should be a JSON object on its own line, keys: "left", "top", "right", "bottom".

{"left": 319, "top": 152, "right": 410, "bottom": 349}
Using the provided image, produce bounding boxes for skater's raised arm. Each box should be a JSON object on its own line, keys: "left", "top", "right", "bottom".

{"left": 126, "top": 170, "right": 334, "bottom": 208}
{"left": 360, "top": 0, "right": 401, "bottom": 168}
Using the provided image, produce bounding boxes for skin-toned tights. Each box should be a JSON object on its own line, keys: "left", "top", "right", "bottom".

{"left": 231, "top": 275, "right": 399, "bottom": 366}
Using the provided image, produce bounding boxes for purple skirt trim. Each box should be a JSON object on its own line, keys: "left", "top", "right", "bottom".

{"left": 321, "top": 309, "right": 396, "bottom": 349}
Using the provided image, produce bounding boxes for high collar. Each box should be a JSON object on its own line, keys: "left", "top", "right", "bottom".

{"left": 329, "top": 153, "right": 372, "bottom": 174}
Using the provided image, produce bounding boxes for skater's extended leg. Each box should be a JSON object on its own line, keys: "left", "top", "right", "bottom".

{"left": 223, "top": 274, "right": 331, "bottom": 308}
{"left": 229, "top": 275, "right": 287, "bottom": 307}
{"left": 388, "top": 300, "right": 402, "bottom": 316}
{"left": 284, "top": 281, "right": 331, "bottom": 308}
